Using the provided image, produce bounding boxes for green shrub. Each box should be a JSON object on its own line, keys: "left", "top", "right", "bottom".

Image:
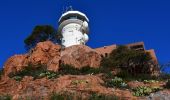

{"left": 9, "top": 63, "right": 102, "bottom": 81}
{"left": 50, "top": 93, "right": 65, "bottom": 100}
{"left": 104, "top": 72, "right": 114, "bottom": 79}
{"left": 133, "top": 86, "right": 152, "bottom": 96}
{"left": 59, "top": 64, "right": 80, "bottom": 75}
{"left": 160, "top": 73, "right": 170, "bottom": 80}
{"left": 50, "top": 92, "right": 118, "bottom": 100}
{"left": 101, "top": 45, "right": 153, "bottom": 76}
{"left": 12, "top": 76, "right": 22, "bottom": 81}
{"left": 0, "top": 68, "right": 4, "bottom": 79}
{"left": 80, "top": 66, "right": 101, "bottom": 75}
{"left": 50, "top": 92, "right": 80, "bottom": 100}
{"left": 0, "top": 94, "right": 12, "bottom": 100}
{"left": 89, "top": 93, "right": 118, "bottom": 100}
{"left": 39, "top": 71, "right": 58, "bottom": 79}
{"left": 59, "top": 64, "right": 101, "bottom": 75}
{"left": 165, "top": 79, "right": 170, "bottom": 88}
{"left": 132, "top": 86, "right": 162, "bottom": 97}
{"left": 8, "top": 64, "right": 59, "bottom": 81}
{"left": 117, "top": 70, "right": 157, "bottom": 81}
{"left": 71, "top": 79, "right": 88, "bottom": 85}
{"left": 116, "top": 70, "right": 132, "bottom": 80}
{"left": 106, "top": 77, "right": 127, "bottom": 88}
{"left": 143, "top": 80, "right": 159, "bottom": 83}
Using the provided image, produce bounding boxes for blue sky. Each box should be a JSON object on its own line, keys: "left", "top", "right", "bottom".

{"left": 0, "top": 0, "right": 170, "bottom": 68}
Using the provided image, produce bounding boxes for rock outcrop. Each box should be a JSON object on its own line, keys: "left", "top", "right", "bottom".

{"left": 0, "top": 75, "right": 136, "bottom": 100}
{"left": 3, "top": 41, "right": 61, "bottom": 77}
{"left": 3, "top": 41, "right": 101, "bottom": 78}
{"left": 61, "top": 45, "right": 101, "bottom": 69}
{"left": 3, "top": 54, "right": 28, "bottom": 77}
{"left": 1, "top": 41, "right": 164, "bottom": 100}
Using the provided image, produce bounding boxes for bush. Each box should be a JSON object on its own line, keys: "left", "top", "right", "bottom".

{"left": 59, "top": 64, "right": 80, "bottom": 75}
{"left": 116, "top": 70, "right": 132, "bottom": 80}
{"left": 39, "top": 71, "right": 58, "bottom": 79}
{"left": 9, "top": 63, "right": 102, "bottom": 81}
{"left": 89, "top": 93, "right": 118, "bottom": 100}
{"left": 105, "top": 77, "right": 127, "bottom": 88}
{"left": 132, "top": 86, "right": 162, "bottom": 97}
{"left": 50, "top": 92, "right": 118, "bottom": 100}
{"left": 143, "top": 80, "right": 159, "bottom": 84}
{"left": 8, "top": 64, "right": 58, "bottom": 81}
{"left": 12, "top": 76, "right": 22, "bottom": 81}
{"left": 133, "top": 86, "right": 152, "bottom": 96}
{"left": 101, "top": 45, "right": 153, "bottom": 76}
{"left": 81, "top": 66, "right": 101, "bottom": 75}
{"left": 59, "top": 64, "right": 101, "bottom": 75}
{"left": 50, "top": 93, "right": 65, "bottom": 100}
{"left": 71, "top": 80, "right": 88, "bottom": 85}
{"left": 24, "top": 25, "right": 57, "bottom": 50}
{"left": 116, "top": 69, "right": 158, "bottom": 81}
{"left": 0, "top": 68, "right": 4, "bottom": 79}
{"left": 50, "top": 92, "right": 80, "bottom": 100}
{"left": 165, "top": 79, "right": 170, "bottom": 88}
{"left": 0, "top": 94, "right": 12, "bottom": 100}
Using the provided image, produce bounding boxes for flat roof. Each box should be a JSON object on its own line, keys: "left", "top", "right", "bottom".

{"left": 58, "top": 11, "right": 89, "bottom": 23}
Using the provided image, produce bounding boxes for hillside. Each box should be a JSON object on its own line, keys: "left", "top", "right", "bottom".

{"left": 0, "top": 41, "right": 170, "bottom": 100}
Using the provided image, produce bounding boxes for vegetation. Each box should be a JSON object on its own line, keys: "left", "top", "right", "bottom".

{"left": 50, "top": 92, "right": 118, "bottom": 100}
{"left": 165, "top": 79, "right": 170, "bottom": 89}
{"left": 50, "top": 92, "right": 81, "bottom": 100}
{"left": 101, "top": 45, "right": 154, "bottom": 76}
{"left": 59, "top": 64, "right": 101, "bottom": 75}
{"left": 89, "top": 93, "right": 118, "bottom": 100}
{"left": 143, "top": 80, "right": 159, "bottom": 83}
{"left": 8, "top": 64, "right": 57, "bottom": 81}
{"left": 39, "top": 71, "right": 58, "bottom": 79}
{"left": 0, "top": 94, "right": 12, "bottom": 100}
{"left": 116, "top": 69, "right": 158, "bottom": 81}
{"left": 71, "top": 79, "right": 88, "bottom": 85}
{"left": 24, "top": 25, "right": 57, "bottom": 50}
{"left": 0, "top": 68, "right": 4, "bottom": 79}
{"left": 105, "top": 77, "right": 127, "bottom": 88}
{"left": 8, "top": 64, "right": 102, "bottom": 81}
{"left": 132, "top": 86, "right": 162, "bottom": 97}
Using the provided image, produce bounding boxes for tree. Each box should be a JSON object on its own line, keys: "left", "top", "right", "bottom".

{"left": 101, "top": 45, "right": 154, "bottom": 75}
{"left": 24, "top": 25, "right": 57, "bottom": 50}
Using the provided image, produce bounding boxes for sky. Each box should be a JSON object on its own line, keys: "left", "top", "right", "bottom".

{"left": 0, "top": 0, "right": 170, "bottom": 68}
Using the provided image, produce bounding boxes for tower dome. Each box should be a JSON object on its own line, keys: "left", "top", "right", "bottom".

{"left": 58, "top": 10, "right": 89, "bottom": 47}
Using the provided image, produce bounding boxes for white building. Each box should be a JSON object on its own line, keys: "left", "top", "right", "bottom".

{"left": 58, "top": 10, "right": 89, "bottom": 47}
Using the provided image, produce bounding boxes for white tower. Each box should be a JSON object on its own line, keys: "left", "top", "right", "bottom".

{"left": 58, "top": 9, "right": 89, "bottom": 47}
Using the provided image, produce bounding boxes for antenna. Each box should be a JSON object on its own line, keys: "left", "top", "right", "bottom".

{"left": 69, "top": 6, "right": 73, "bottom": 11}
{"left": 65, "top": 6, "right": 73, "bottom": 12}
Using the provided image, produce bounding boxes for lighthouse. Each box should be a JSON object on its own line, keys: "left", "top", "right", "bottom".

{"left": 58, "top": 9, "right": 89, "bottom": 47}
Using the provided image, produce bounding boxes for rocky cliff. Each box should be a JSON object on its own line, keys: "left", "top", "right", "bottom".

{"left": 0, "top": 41, "right": 169, "bottom": 100}
{"left": 3, "top": 41, "right": 101, "bottom": 78}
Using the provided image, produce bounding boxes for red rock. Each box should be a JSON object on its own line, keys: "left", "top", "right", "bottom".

{"left": 3, "top": 54, "right": 28, "bottom": 77}
{"left": 127, "top": 81, "right": 145, "bottom": 89}
{"left": 61, "top": 45, "right": 101, "bottom": 69}
{"left": 27, "top": 41, "right": 61, "bottom": 66}
{"left": 3, "top": 41, "right": 61, "bottom": 77}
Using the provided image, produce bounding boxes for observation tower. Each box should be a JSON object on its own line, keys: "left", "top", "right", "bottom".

{"left": 58, "top": 8, "right": 89, "bottom": 47}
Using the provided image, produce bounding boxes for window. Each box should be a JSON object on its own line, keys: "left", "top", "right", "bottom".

{"left": 62, "top": 40, "right": 65, "bottom": 43}
{"left": 105, "top": 53, "right": 108, "bottom": 57}
{"left": 69, "top": 16, "right": 77, "bottom": 19}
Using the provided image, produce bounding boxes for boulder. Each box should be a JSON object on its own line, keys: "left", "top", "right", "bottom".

{"left": 3, "top": 41, "right": 61, "bottom": 77}
{"left": 61, "top": 45, "right": 101, "bottom": 69}
{"left": 27, "top": 41, "right": 61, "bottom": 66}
{"left": 3, "top": 54, "right": 28, "bottom": 77}
{"left": 3, "top": 41, "right": 101, "bottom": 77}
